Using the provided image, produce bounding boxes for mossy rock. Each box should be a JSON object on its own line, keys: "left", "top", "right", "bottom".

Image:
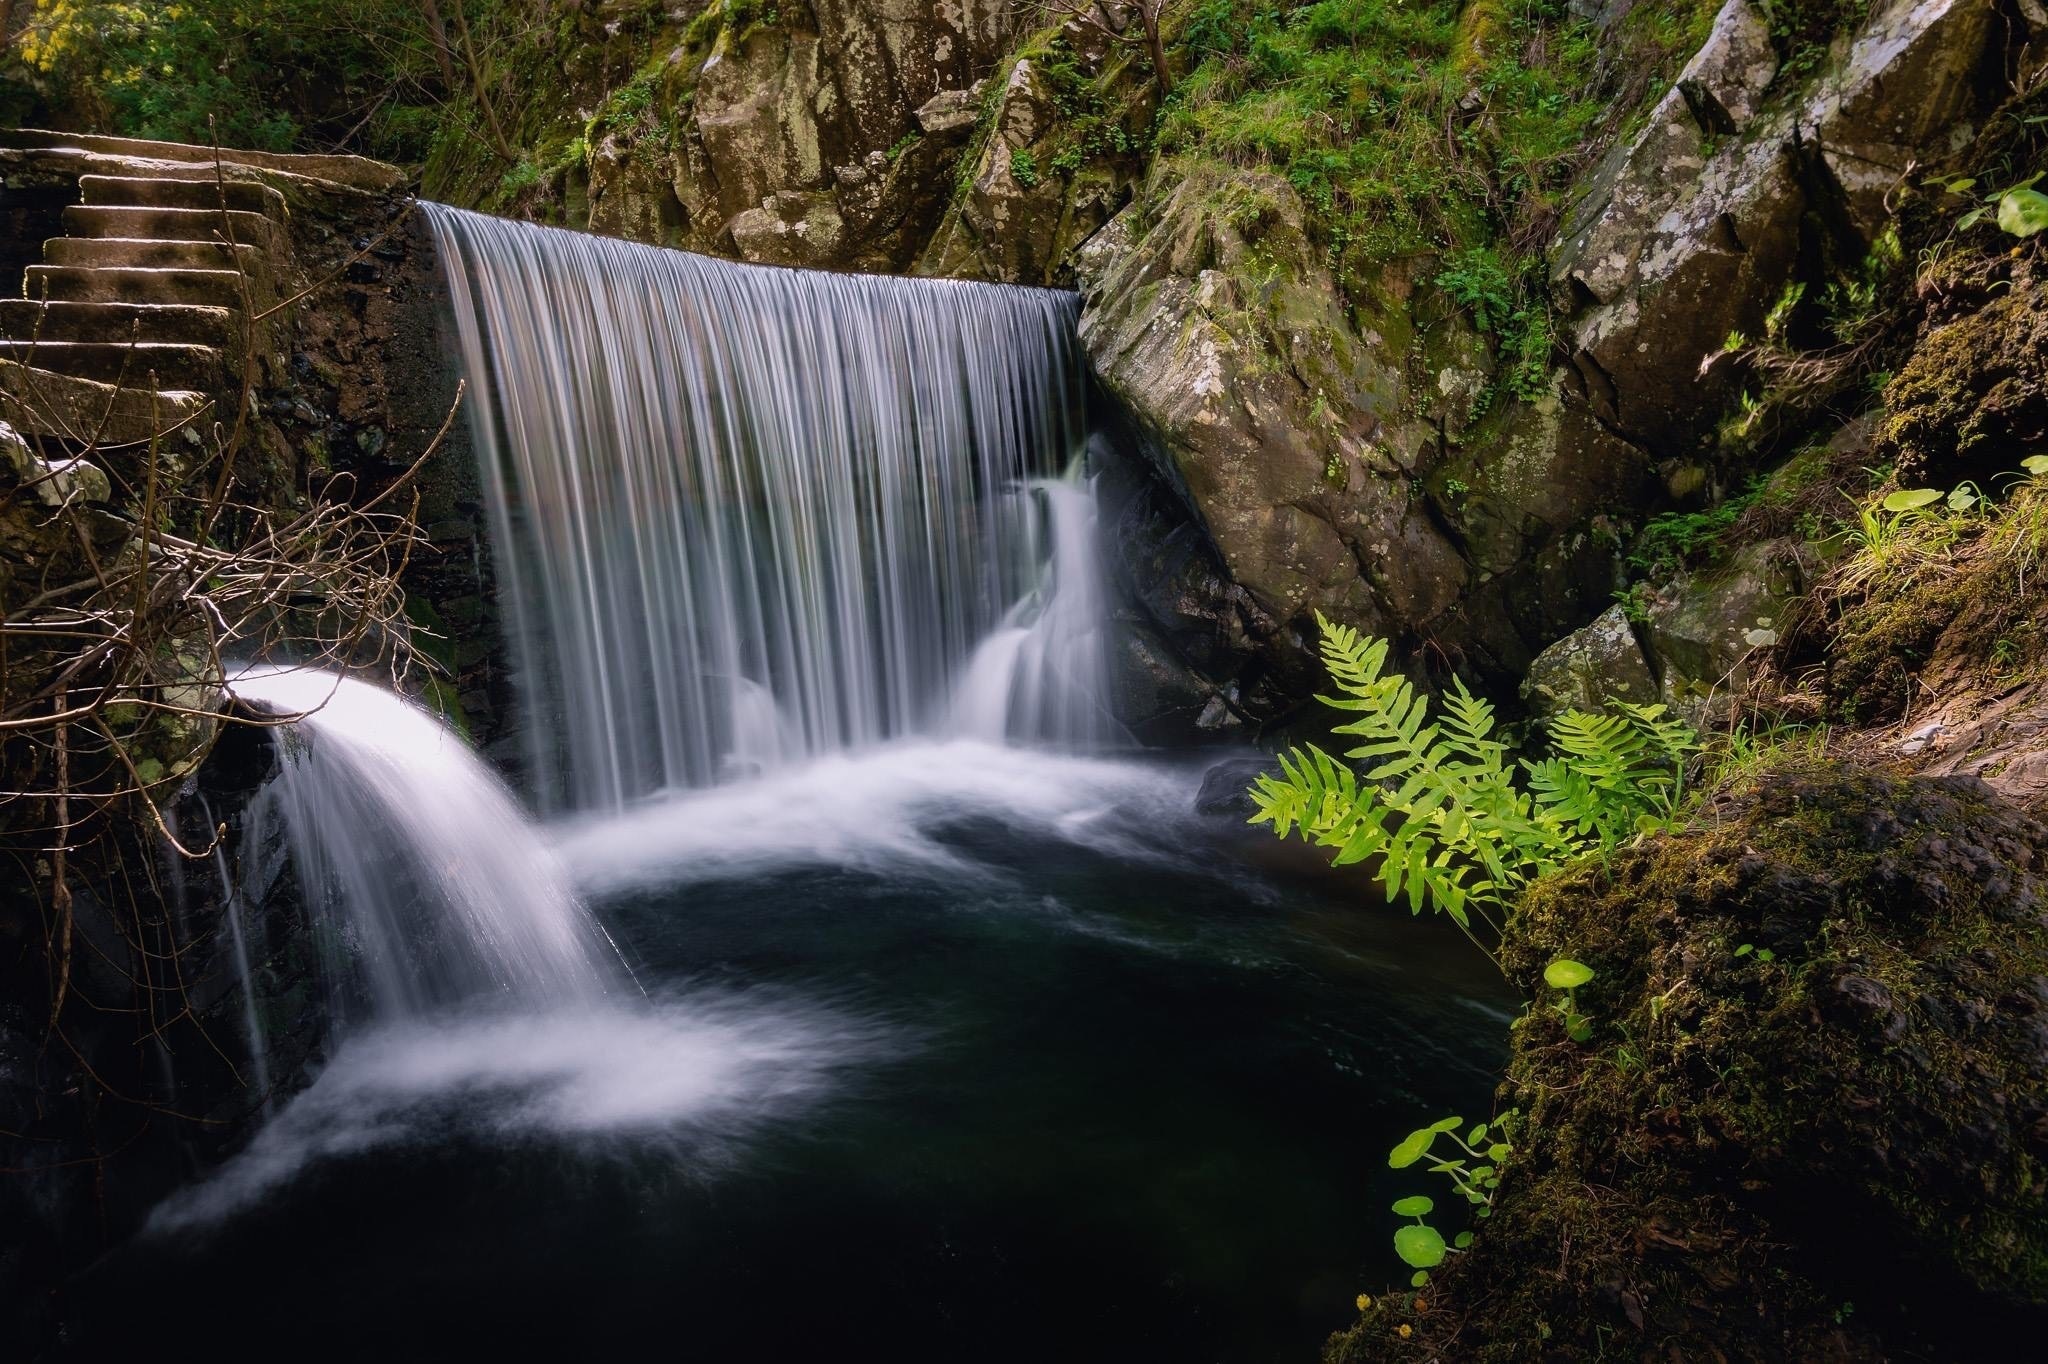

{"left": 1876, "top": 266, "right": 2048, "bottom": 491}
{"left": 1338, "top": 766, "right": 2048, "bottom": 1360}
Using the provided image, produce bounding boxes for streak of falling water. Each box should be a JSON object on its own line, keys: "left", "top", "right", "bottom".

{"left": 424, "top": 204, "right": 1117, "bottom": 814}
{"left": 228, "top": 665, "right": 618, "bottom": 1025}
{"left": 196, "top": 794, "right": 272, "bottom": 1106}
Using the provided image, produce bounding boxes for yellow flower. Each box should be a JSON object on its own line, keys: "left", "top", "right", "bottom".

{"left": 1398, "top": 1323, "right": 1413, "bottom": 1339}
{"left": 1355, "top": 1294, "right": 1373, "bottom": 1311}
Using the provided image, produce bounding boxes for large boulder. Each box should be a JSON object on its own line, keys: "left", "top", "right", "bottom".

{"left": 1551, "top": 0, "right": 2002, "bottom": 460}
{"left": 1520, "top": 603, "right": 1658, "bottom": 716}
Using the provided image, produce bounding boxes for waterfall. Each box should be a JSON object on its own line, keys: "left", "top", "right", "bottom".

{"left": 228, "top": 666, "right": 617, "bottom": 1025}
{"left": 196, "top": 794, "right": 273, "bottom": 1104}
{"left": 424, "top": 204, "right": 1118, "bottom": 814}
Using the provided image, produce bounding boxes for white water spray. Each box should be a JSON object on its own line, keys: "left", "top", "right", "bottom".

{"left": 228, "top": 665, "right": 618, "bottom": 1023}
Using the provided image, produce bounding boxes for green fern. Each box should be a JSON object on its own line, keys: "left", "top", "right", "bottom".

{"left": 1250, "top": 615, "right": 1697, "bottom": 944}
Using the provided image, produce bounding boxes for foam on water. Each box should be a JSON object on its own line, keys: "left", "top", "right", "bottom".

{"left": 553, "top": 741, "right": 1198, "bottom": 895}
{"left": 148, "top": 991, "right": 889, "bottom": 1232}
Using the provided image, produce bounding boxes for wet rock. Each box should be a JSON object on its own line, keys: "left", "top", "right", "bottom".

{"left": 1193, "top": 756, "right": 1274, "bottom": 820}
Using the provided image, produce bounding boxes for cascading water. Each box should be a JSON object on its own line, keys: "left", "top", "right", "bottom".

{"left": 103, "top": 210, "right": 1516, "bottom": 1362}
{"left": 228, "top": 665, "right": 616, "bottom": 1023}
{"left": 424, "top": 204, "right": 1120, "bottom": 813}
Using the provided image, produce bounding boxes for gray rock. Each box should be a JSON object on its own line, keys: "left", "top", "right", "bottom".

{"left": 1522, "top": 604, "right": 1659, "bottom": 718}
{"left": 1644, "top": 536, "right": 1815, "bottom": 712}
{"left": 1551, "top": 0, "right": 2002, "bottom": 458}
{"left": 915, "top": 87, "right": 981, "bottom": 136}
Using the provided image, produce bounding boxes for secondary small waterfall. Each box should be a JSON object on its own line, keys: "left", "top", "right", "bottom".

{"left": 425, "top": 204, "right": 1118, "bottom": 814}
{"left": 229, "top": 666, "right": 616, "bottom": 1026}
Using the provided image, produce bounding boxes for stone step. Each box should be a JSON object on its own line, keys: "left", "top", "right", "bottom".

{"left": 42, "top": 236, "right": 262, "bottom": 273}
{"left": 0, "top": 358, "right": 212, "bottom": 445}
{"left": 61, "top": 204, "right": 281, "bottom": 254}
{"left": 79, "top": 174, "right": 286, "bottom": 220}
{"left": 0, "top": 340, "right": 223, "bottom": 390}
{"left": 0, "top": 300, "right": 239, "bottom": 348}
{"left": 25, "top": 264, "right": 251, "bottom": 308}
{"left": 0, "top": 127, "right": 408, "bottom": 195}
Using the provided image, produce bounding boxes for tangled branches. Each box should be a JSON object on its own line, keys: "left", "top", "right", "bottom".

{"left": 0, "top": 162, "right": 460, "bottom": 1113}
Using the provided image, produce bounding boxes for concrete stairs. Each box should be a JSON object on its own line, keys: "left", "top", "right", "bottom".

{"left": 1, "top": 164, "right": 289, "bottom": 398}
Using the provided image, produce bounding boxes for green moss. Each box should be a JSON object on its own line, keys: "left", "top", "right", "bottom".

{"left": 1345, "top": 765, "right": 2048, "bottom": 1360}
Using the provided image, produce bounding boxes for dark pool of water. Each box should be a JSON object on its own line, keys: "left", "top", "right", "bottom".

{"left": 68, "top": 752, "right": 1511, "bottom": 1362}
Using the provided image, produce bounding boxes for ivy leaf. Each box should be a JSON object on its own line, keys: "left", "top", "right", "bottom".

{"left": 1394, "top": 1223, "right": 1447, "bottom": 1268}
{"left": 1998, "top": 187, "right": 2048, "bottom": 239}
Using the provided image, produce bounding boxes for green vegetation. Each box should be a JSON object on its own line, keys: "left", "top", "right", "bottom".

{"left": 1387, "top": 1114, "right": 1515, "bottom": 1284}
{"left": 1, "top": 0, "right": 504, "bottom": 163}
{"left": 1249, "top": 614, "right": 1697, "bottom": 950}
{"left": 1155, "top": 0, "right": 1714, "bottom": 403}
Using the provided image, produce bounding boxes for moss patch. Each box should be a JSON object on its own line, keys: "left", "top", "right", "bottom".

{"left": 1335, "top": 765, "right": 2048, "bottom": 1360}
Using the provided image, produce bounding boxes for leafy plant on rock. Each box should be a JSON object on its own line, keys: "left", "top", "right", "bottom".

{"left": 1386, "top": 1114, "right": 1516, "bottom": 1285}
{"left": 1248, "top": 615, "right": 1698, "bottom": 957}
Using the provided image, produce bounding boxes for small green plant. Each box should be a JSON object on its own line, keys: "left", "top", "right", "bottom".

{"left": 1628, "top": 485, "right": 1761, "bottom": 578}
{"left": 1386, "top": 1114, "right": 1515, "bottom": 1285}
{"left": 1733, "top": 942, "right": 1777, "bottom": 963}
{"left": 1763, "top": 280, "right": 1806, "bottom": 343}
{"left": 1049, "top": 145, "right": 1083, "bottom": 175}
{"left": 1443, "top": 477, "right": 1469, "bottom": 500}
{"left": 1436, "top": 248, "right": 1515, "bottom": 333}
{"left": 1841, "top": 486, "right": 1942, "bottom": 560}
{"left": 1543, "top": 958, "right": 1597, "bottom": 1042}
{"left": 1954, "top": 172, "right": 2048, "bottom": 238}
{"left": 1249, "top": 617, "right": 1698, "bottom": 953}
{"left": 886, "top": 132, "right": 921, "bottom": 163}
{"left": 1008, "top": 147, "right": 1040, "bottom": 189}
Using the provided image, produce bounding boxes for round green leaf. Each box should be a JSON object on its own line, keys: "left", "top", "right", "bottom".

{"left": 1881, "top": 487, "right": 1941, "bottom": 513}
{"left": 1388, "top": 1130, "right": 1433, "bottom": 1169}
{"left": 1430, "top": 1115, "right": 1465, "bottom": 1134}
{"left": 1544, "top": 958, "right": 1595, "bottom": 989}
{"left": 1391, "top": 1195, "right": 1435, "bottom": 1217}
{"left": 1998, "top": 187, "right": 2048, "bottom": 239}
{"left": 1394, "top": 1223, "right": 1447, "bottom": 1268}
{"left": 1411, "top": 1270, "right": 1430, "bottom": 1287}
{"left": 2023, "top": 455, "right": 2048, "bottom": 477}
{"left": 1454, "top": 1231, "right": 1475, "bottom": 1248}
